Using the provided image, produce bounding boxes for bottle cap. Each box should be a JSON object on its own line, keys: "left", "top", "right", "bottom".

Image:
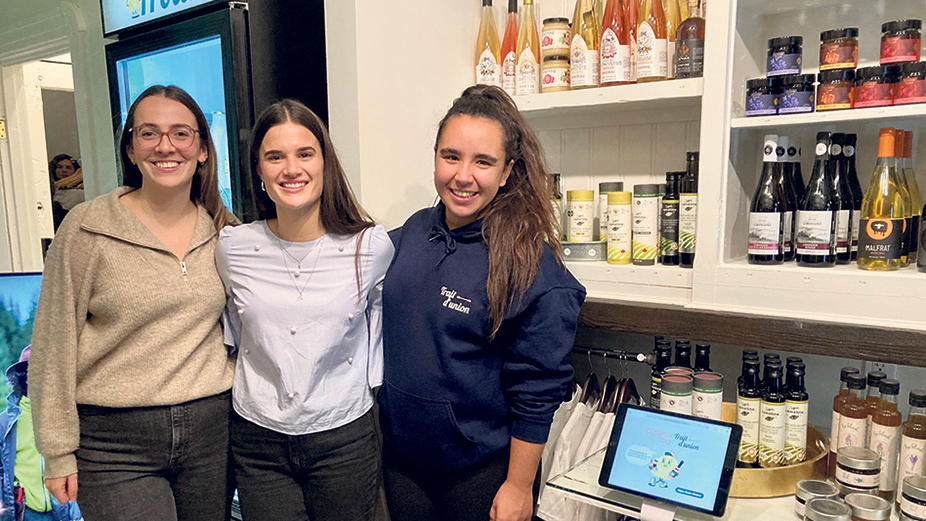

{"left": 599, "top": 182, "right": 624, "bottom": 192}
{"left": 845, "top": 373, "right": 867, "bottom": 390}
{"left": 879, "top": 378, "right": 900, "bottom": 396}
{"left": 795, "top": 480, "right": 839, "bottom": 502}
{"left": 900, "top": 61, "right": 926, "bottom": 75}
{"left": 882, "top": 19, "right": 922, "bottom": 33}
{"left": 687, "top": 151, "right": 699, "bottom": 162}
{"left": 781, "top": 73, "right": 816, "bottom": 86}
{"left": 790, "top": 362, "right": 806, "bottom": 375}
{"left": 768, "top": 35, "right": 803, "bottom": 49}
{"left": 902, "top": 475, "right": 926, "bottom": 503}
{"left": 696, "top": 343, "right": 710, "bottom": 353}
{"left": 743, "top": 349, "right": 758, "bottom": 358}
{"left": 836, "top": 447, "right": 880, "bottom": 471}
{"left": 693, "top": 372, "right": 723, "bottom": 391}
{"left": 867, "top": 371, "right": 887, "bottom": 387}
{"left": 840, "top": 367, "right": 860, "bottom": 381}
{"left": 910, "top": 390, "right": 926, "bottom": 408}
{"left": 820, "top": 27, "right": 859, "bottom": 41}
{"left": 542, "top": 17, "right": 570, "bottom": 24}
{"left": 786, "top": 356, "right": 802, "bottom": 365}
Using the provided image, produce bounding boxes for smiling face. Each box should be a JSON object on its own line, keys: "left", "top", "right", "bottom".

{"left": 434, "top": 114, "right": 512, "bottom": 230}
{"left": 257, "top": 121, "right": 324, "bottom": 220}
{"left": 126, "top": 95, "right": 207, "bottom": 194}
{"left": 55, "top": 159, "right": 76, "bottom": 180}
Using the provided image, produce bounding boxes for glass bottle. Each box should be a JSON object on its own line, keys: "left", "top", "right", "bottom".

{"left": 749, "top": 135, "right": 786, "bottom": 264}
{"left": 661, "top": 171, "right": 680, "bottom": 265}
{"left": 738, "top": 349, "right": 758, "bottom": 393}
{"left": 920, "top": 203, "right": 926, "bottom": 271}
{"left": 636, "top": 0, "right": 668, "bottom": 82}
{"left": 784, "top": 362, "right": 809, "bottom": 465}
{"left": 865, "top": 371, "right": 888, "bottom": 436}
{"left": 693, "top": 343, "right": 711, "bottom": 372}
{"left": 674, "top": 0, "right": 704, "bottom": 79}
{"left": 475, "top": 0, "right": 502, "bottom": 86}
{"left": 601, "top": 0, "right": 632, "bottom": 86}
{"left": 870, "top": 378, "right": 902, "bottom": 502}
{"left": 680, "top": 151, "right": 699, "bottom": 268}
{"left": 551, "top": 173, "right": 564, "bottom": 240}
{"left": 898, "top": 390, "right": 926, "bottom": 507}
{"left": 895, "top": 129, "right": 913, "bottom": 267}
{"left": 831, "top": 133, "right": 854, "bottom": 264}
{"left": 785, "top": 136, "right": 806, "bottom": 209}
{"left": 500, "top": 0, "right": 519, "bottom": 97}
{"left": 515, "top": 0, "right": 541, "bottom": 95}
{"left": 650, "top": 342, "right": 673, "bottom": 409}
{"left": 737, "top": 359, "right": 761, "bottom": 466}
{"left": 674, "top": 339, "right": 692, "bottom": 369}
{"left": 663, "top": 0, "right": 680, "bottom": 79}
{"left": 776, "top": 136, "right": 798, "bottom": 262}
{"left": 759, "top": 363, "right": 786, "bottom": 468}
{"left": 829, "top": 367, "right": 861, "bottom": 479}
{"left": 837, "top": 373, "right": 871, "bottom": 455}
{"left": 571, "top": 0, "right": 602, "bottom": 89}
{"left": 844, "top": 134, "right": 864, "bottom": 261}
{"left": 796, "top": 132, "right": 838, "bottom": 267}
{"left": 902, "top": 130, "right": 922, "bottom": 263}
{"left": 858, "top": 128, "right": 907, "bottom": 271}
{"left": 593, "top": 0, "right": 606, "bottom": 28}
{"left": 622, "top": 0, "right": 639, "bottom": 81}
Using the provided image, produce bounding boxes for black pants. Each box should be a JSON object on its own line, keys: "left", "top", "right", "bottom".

{"left": 231, "top": 409, "right": 380, "bottom": 521}
{"left": 383, "top": 446, "right": 541, "bottom": 521}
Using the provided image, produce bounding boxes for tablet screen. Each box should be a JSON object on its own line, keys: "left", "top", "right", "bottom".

{"left": 598, "top": 404, "right": 741, "bottom": 516}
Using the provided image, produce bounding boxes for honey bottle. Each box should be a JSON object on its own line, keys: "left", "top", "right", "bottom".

{"left": 836, "top": 373, "right": 869, "bottom": 456}
{"left": 870, "top": 378, "right": 902, "bottom": 502}
{"left": 898, "top": 390, "right": 926, "bottom": 507}
{"left": 829, "top": 366, "right": 860, "bottom": 478}
{"left": 865, "top": 370, "right": 887, "bottom": 444}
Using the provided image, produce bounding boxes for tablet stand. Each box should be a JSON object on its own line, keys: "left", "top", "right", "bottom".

{"left": 639, "top": 498, "right": 678, "bottom": 521}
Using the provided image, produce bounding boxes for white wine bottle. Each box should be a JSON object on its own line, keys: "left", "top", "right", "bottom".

{"left": 515, "top": 0, "right": 541, "bottom": 95}
{"left": 858, "top": 128, "right": 907, "bottom": 271}
{"left": 475, "top": 0, "right": 502, "bottom": 86}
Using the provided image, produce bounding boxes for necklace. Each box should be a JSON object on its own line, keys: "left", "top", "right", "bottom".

{"left": 276, "top": 234, "right": 326, "bottom": 301}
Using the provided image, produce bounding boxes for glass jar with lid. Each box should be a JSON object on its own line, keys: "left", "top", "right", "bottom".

{"left": 541, "top": 17, "right": 571, "bottom": 58}
{"left": 820, "top": 28, "right": 858, "bottom": 71}
{"left": 804, "top": 498, "right": 851, "bottom": 521}
{"left": 881, "top": 19, "right": 922, "bottom": 65}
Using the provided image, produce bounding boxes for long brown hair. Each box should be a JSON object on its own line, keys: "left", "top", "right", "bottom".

{"left": 250, "top": 99, "right": 375, "bottom": 296}
{"left": 435, "top": 85, "right": 563, "bottom": 336}
{"left": 118, "top": 85, "right": 232, "bottom": 231}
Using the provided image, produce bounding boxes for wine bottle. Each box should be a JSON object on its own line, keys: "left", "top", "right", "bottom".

{"left": 515, "top": 0, "right": 541, "bottom": 95}
{"left": 680, "top": 151, "right": 699, "bottom": 268}
{"left": 858, "top": 128, "right": 907, "bottom": 271}
{"left": 748, "top": 135, "right": 786, "bottom": 264}
{"left": 796, "top": 132, "right": 838, "bottom": 267}
{"left": 500, "top": 0, "right": 519, "bottom": 97}
{"left": 920, "top": 204, "right": 926, "bottom": 272}
{"left": 475, "top": 0, "right": 502, "bottom": 86}
{"left": 636, "top": 0, "right": 668, "bottom": 82}
{"left": 601, "top": 0, "right": 632, "bottom": 86}
{"left": 693, "top": 343, "right": 711, "bottom": 372}
{"left": 677, "top": 0, "right": 689, "bottom": 25}
{"left": 663, "top": 0, "right": 681, "bottom": 79}
{"left": 902, "top": 130, "right": 922, "bottom": 263}
{"left": 831, "top": 133, "right": 854, "bottom": 264}
{"left": 593, "top": 0, "right": 606, "bottom": 28}
{"left": 674, "top": 339, "right": 692, "bottom": 369}
{"left": 785, "top": 137, "right": 806, "bottom": 207}
{"left": 651, "top": 341, "right": 673, "bottom": 409}
{"left": 661, "top": 171, "right": 681, "bottom": 265}
{"left": 776, "top": 136, "right": 798, "bottom": 261}
{"left": 759, "top": 363, "right": 786, "bottom": 468}
{"left": 895, "top": 130, "right": 913, "bottom": 266}
{"left": 844, "top": 134, "right": 864, "bottom": 261}
{"left": 571, "top": 0, "right": 602, "bottom": 89}
{"left": 622, "top": 0, "right": 639, "bottom": 81}
{"left": 674, "top": 0, "right": 704, "bottom": 79}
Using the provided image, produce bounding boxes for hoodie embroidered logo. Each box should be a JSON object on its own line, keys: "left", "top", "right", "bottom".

{"left": 440, "top": 286, "right": 471, "bottom": 314}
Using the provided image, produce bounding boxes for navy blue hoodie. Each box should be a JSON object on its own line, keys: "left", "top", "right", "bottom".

{"left": 379, "top": 204, "right": 586, "bottom": 471}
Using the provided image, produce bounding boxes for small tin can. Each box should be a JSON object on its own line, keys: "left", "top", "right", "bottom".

{"left": 692, "top": 372, "right": 723, "bottom": 420}
{"left": 819, "top": 28, "right": 859, "bottom": 71}
{"left": 566, "top": 190, "right": 595, "bottom": 242}
{"left": 804, "top": 498, "right": 852, "bottom": 521}
{"left": 607, "top": 191, "right": 632, "bottom": 265}
{"left": 817, "top": 69, "right": 855, "bottom": 111}
{"left": 598, "top": 182, "right": 624, "bottom": 241}
{"left": 795, "top": 480, "right": 839, "bottom": 519}
{"left": 881, "top": 19, "right": 922, "bottom": 65}
{"left": 746, "top": 77, "right": 780, "bottom": 116}
{"left": 541, "top": 56, "right": 570, "bottom": 93}
{"left": 895, "top": 61, "right": 926, "bottom": 105}
{"left": 663, "top": 366, "right": 695, "bottom": 377}
{"left": 632, "top": 184, "right": 661, "bottom": 265}
{"left": 660, "top": 374, "right": 693, "bottom": 415}
{"left": 836, "top": 447, "right": 881, "bottom": 495}
{"left": 844, "top": 493, "right": 891, "bottom": 521}
{"left": 768, "top": 36, "right": 803, "bottom": 76}
{"left": 854, "top": 65, "right": 900, "bottom": 108}
{"left": 541, "top": 17, "right": 571, "bottom": 58}
{"left": 900, "top": 475, "right": 926, "bottom": 521}
{"left": 779, "top": 74, "right": 816, "bottom": 114}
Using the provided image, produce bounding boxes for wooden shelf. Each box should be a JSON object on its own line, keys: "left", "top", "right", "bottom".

{"left": 515, "top": 78, "right": 703, "bottom": 119}
{"left": 731, "top": 103, "right": 926, "bottom": 129}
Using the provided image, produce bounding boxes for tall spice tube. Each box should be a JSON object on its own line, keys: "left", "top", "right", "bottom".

{"left": 475, "top": 0, "right": 502, "bottom": 86}
{"left": 636, "top": 0, "right": 668, "bottom": 82}
{"left": 571, "top": 0, "right": 602, "bottom": 89}
{"left": 515, "top": 0, "right": 541, "bottom": 95}
{"left": 870, "top": 378, "right": 902, "bottom": 502}
{"left": 500, "top": 0, "right": 519, "bottom": 97}
{"left": 601, "top": 0, "right": 633, "bottom": 86}
{"left": 830, "top": 367, "right": 861, "bottom": 479}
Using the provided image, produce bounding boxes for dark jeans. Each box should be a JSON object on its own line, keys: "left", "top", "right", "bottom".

{"left": 382, "top": 446, "right": 541, "bottom": 521}
{"left": 230, "top": 408, "right": 380, "bottom": 521}
{"left": 75, "top": 391, "right": 232, "bottom": 521}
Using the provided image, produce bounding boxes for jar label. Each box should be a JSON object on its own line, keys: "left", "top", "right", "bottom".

{"left": 667, "top": 38, "right": 676, "bottom": 79}
{"left": 541, "top": 28, "right": 571, "bottom": 54}
{"left": 737, "top": 396, "right": 760, "bottom": 463}
{"left": 895, "top": 77, "right": 926, "bottom": 104}
{"left": 831, "top": 410, "right": 842, "bottom": 453}
{"left": 899, "top": 434, "right": 926, "bottom": 487}
{"left": 675, "top": 38, "right": 704, "bottom": 78}
{"left": 817, "top": 83, "right": 853, "bottom": 110}
{"left": 636, "top": 22, "right": 667, "bottom": 79}
{"left": 820, "top": 41, "right": 858, "bottom": 70}
{"left": 784, "top": 399, "right": 808, "bottom": 464}
{"left": 601, "top": 28, "right": 631, "bottom": 84}
{"left": 794, "top": 499, "right": 806, "bottom": 518}
{"left": 607, "top": 204, "right": 632, "bottom": 264}
{"left": 567, "top": 200, "right": 594, "bottom": 241}
{"left": 632, "top": 195, "right": 658, "bottom": 265}
{"left": 855, "top": 81, "right": 894, "bottom": 108}
{"left": 476, "top": 48, "right": 501, "bottom": 86}
{"left": 837, "top": 415, "right": 869, "bottom": 449}
{"left": 779, "top": 88, "right": 814, "bottom": 113}
{"left": 748, "top": 212, "right": 782, "bottom": 254}
{"left": 835, "top": 466, "right": 879, "bottom": 489}
{"left": 651, "top": 374, "right": 663, "bottom": 409}
{"left": 516, "top": 49, "right": 540, "bottom": 95}
{"left": 693, "top": 389, "right": 723, "bottom": 421}
{"left": 661, "top": 392, "right": 692, "bottom": 415}
{"left": 679, "top": 194, "right": 698, "bottom": 254}
{"left": 858, "top": 218, "right": 904, "bottom": 261}
{"left": 502, "top": 51, "right": 518, "bottom": 96}
{"left": 836, "top": 209, "right": 850, "bottom": 253}
{"left": 570, "top": 34, "right": 600, "bottom": 87}
{"left": 869, "top": 423, "right": 901, "bottom": 492}
{"left": 661, "top": 199, "right": 680, "bottom": 259}
{"left": 902, "top": 496, "right": 926, "bottom": 519}
{"left": 767, "top": 51, "right": 801, "bottom": 76}
{"left": 759, "top": 400, "right": 786, "bottom": 466}
{"left": 541, "top": 64, "right": 570, "bottom": 92}
{"left": 745, "top": 92, "right": 778, "bottom": 116}
{"left": 881, "top": 35, "right": 921, "bottom": 64}
{"left": 796, "top": 210, "right": 835, "bottom": 255}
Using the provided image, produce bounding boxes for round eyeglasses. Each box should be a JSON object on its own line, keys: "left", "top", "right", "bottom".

{"left": 131, "top": 124, "right": 200, "bottom": 150}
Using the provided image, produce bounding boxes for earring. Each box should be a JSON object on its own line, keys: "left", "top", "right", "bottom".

{"left": 261, "top": 181, "right": 266, "bottom": 192}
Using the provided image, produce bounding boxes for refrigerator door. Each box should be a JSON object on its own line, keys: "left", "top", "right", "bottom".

{"left": 106, "top": 6, "right": 255, "bottom": 220}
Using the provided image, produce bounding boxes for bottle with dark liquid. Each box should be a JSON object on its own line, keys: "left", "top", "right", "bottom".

{"left": 759, "top": 364, "right": 786, "bottom": 468}
{"left": 776, "top": 136, "right": 798, "bottom": 261}
{"left": 831, "top": 133, "right": 855, "bottom": 264}
{"left": 903, "top": 130, "right": 922, "bottom": 264}
{"left": 693, "top": 343, "right": 711, "bottom": 372}
{"left": 761, "top": 353, "right": 780, "bottom": 394}
{"left": 837, "top": 374, "right": 870, "bottom": 456}
{"left": 784, "top": 362, "right": 809, "bottom": 465}
{"left": 749, "top": 135, "right": 786, "bottom": 264}
{"left": 785, "top": 136, "right": 806, "bottom": 207}
{"left": 829, "top": 366, "right": 861, "bottom": 478}
{"left": 895, "top": 129, "right": 913, "bottom": 267}
{"left": 661, "top": 172, "right": 681, "bottom": 265}
{"left": 897, "top": 390, "right": 926, "bottom": 506}
{"left": 674, "top": 0, "right": 704, "bottom": 78}
{"left": 737, "top": 360, "right": 761, "bottom": 466}
{"left": 920, "top": 204, "right": 926, "bottom": 272}
{"left": 674, "top": 339, "right": 692, "bottom": 369}
{"left": 796, "top": 131, "right": 838, "bottom": 267}
{"left": 870, "top": 378, "right": 901, "bottom": 502}
{"left": 650, "top": 342, "right": 673, "bottom": 409}
{"left": 738, "top": 350, "right": 759, "bottom": 392}
{"left": 680, "top": 151, "right": 699, "bottom": 268}
{"left": 844, "top": 134, "right": 864, "bottom": 261}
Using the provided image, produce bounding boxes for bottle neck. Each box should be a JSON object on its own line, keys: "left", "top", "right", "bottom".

{"left": 909, "top": 405, "right": 926, "bottom": 417}
{"left": 847, "top": 387, "right": 866, "bottom": 402}
{"left": 880, "top": 394, "right": 898, "bottom": 407}
{"left": 867, "top": 385, "right": 881, "bottom": 399}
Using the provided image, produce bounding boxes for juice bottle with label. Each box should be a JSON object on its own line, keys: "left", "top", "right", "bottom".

{"left": 897, "top": 390, "right": 926, "bottom": 507}
{"left": 737, "top": 359, "right": 762, "bottom": 466}
{"left": 571, "top": 0, "right": 602, "bottom": 89}
{"left": 636, "top": 0, "right": 668, "bottom": 82}
{"left": 870, "top": 378, "right": 902, "bottom": 502}
{"left": 515, "top": 0, "right": 541, "bottom": 95}
{"left": 829, "top": 366, "right": 861, "bottom": 478}
{"left": 663, "top": 0, "right": 680, "bottom": 79}
{"left": 837, "top": 373, "right": 870, "bottom": 455}
{"left": 622, "top": 0, "right": 639, "bottom": 81}
{"left": 601, "top": 0, "right": 632, "bottom": 86}
{"left": 865, "top": 370, "right": 887, "bottom": 443}
{"left": 475, "top": 0, "right": 502, "bottom": 86}
{"left": 759, "top": 363, "right": 786, "bottom": 468}
{"left": 500, "top": 0, "right": 519, "bottom": 97}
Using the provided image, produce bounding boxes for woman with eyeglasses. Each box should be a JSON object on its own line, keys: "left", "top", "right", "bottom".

{"left": 30, "top": 85, "right": 237, "bottom": 521}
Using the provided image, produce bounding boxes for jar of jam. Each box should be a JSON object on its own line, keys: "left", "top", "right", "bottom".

{"left": 817, "top": 69, "right": 855, "bottom": 111}
{"left": 541, "top": 18, "right": 571, "bottom": 58}
{"left": 881, "top": 19, "right": 922, "bottom": 65}
{"left": 895, "top": 61, "right": 926, "bottom": 105}
{"left": 746, "top": 77, "right": 781, "bottom": 116}
{"left": 541, "top": 56, "right": 570, "bottom": 92}
{"left": 795, "top": 480, "right": 839, "bottom": 519}
{"left": 804, "top": 498, "right": 852, "bottom": 521}
{"left": 768, "top": 36, "right": 803, "bottom": 77}
{"left": 854, "top": 65, "right": 900, "bottom": 108}
{"left": 900, "top": 475, "right": 926, "bottom": 521}
{"left": 820, "top": 28, "right": 859, "bottom": 71}
{"left": 779, "top": 74, "right": 815, "bottom": 114}
{"left": 844, "top": 493, "right": 891, "bottom": 521}
{"left": 835, "top": 447, "right": 880, "bottom": 496}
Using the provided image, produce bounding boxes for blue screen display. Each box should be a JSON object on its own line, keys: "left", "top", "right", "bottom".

{"left": 114, "top": 35, "right": 233, "bottom": 211}
{"left": 605, "top": 407, "right": 733, "bottom": 512}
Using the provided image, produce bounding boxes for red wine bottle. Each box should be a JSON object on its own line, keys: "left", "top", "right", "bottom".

{"left": 796, "top": 132, "right": 838, "bottom": 267}
{"left": 748, "top": 135, "right": 786, "bottom": 264}
{"left": 776, "top": 136, "right": 798, "bottom": 262}
{"left": 844, "top": 134, "right": 864, "bottom": 261}
{"left": 784, "top": 137, "right": 806, "bottom": 210}
{"left": 831, "top": 133, "right": 854, "bottom": 265}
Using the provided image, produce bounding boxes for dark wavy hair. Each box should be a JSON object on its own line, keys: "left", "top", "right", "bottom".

{"left": 118, "top": 85, "right": 232, "bottom": 231}
{"left": 434, "top": 85, "right": 563, "bottom": 336}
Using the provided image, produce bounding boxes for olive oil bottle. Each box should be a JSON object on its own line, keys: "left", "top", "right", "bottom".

{"left": 858, "top": 128, "right": 907, "bottom": 271}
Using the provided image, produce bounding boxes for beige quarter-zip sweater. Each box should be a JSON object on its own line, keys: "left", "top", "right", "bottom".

{"left": 30, "top": 187, "right": 236, "bottom": 478}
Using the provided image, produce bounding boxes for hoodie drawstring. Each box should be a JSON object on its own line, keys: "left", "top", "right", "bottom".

{"left": 429, "top": 226, "right": 457, "bottom": 267}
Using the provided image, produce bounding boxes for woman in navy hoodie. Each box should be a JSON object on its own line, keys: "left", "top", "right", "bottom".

{"left": 379, "top": 85, "right": 586, "bottom": 521}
